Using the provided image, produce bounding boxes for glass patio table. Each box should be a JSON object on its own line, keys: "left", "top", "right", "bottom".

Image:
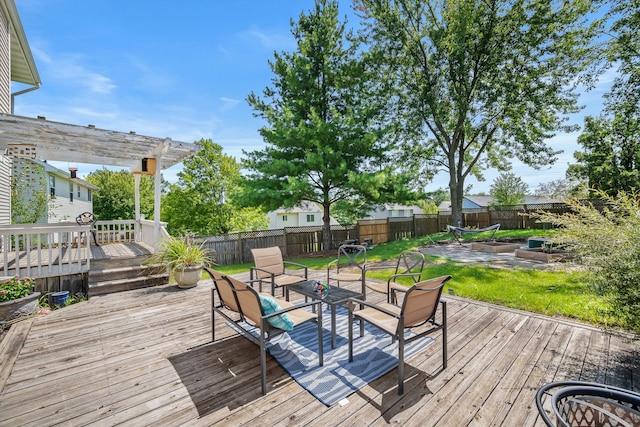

{"left": 286, "top": 280, "right": 363, "bottom": 349}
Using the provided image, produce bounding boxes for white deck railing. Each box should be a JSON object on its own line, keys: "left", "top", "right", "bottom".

{"left": 0, "top": 223, "right": 92, "bottom": 279}
{"left": 0, "top": 220, "right": 169, "bottom": 279}
{"left": 94, "top": 220, "right": 137, "bottom": 244}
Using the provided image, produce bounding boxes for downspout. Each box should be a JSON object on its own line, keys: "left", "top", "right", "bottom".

{"left": 11, "top": 83, "right": 41, "bottom": 113}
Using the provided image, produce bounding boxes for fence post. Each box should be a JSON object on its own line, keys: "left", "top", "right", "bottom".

{"left": 238, "top": 232, "right": 244, "bottom": 264}
{"left": 283, "top": 227, "right": 288, "bottom": 256}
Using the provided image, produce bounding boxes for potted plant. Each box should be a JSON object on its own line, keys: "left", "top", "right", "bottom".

{"left": 0, "top": 276, "right": 40, "bottom": 321}
{"left": 150, "top": 236, "right": 212, "bottom": 288}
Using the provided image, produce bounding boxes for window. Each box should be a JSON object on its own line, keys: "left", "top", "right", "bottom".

{"left": 50, "top": 175, "right": 56, "bottom": 198}
{"left": 282, "top": 215, "right": 288, "bottom": 222}
{"left": 88, "top": 189, "right": 92, "bottom": 202}
{"left": 77, "top": 184, "right": 81, "bottom": 198}
{"left": 306, "top": 214, "right": 315, "bottom": 223}
{"left": 69, "top": 181, "right": 74, "bottom": 202}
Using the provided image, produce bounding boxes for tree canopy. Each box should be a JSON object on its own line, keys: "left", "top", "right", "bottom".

{"left": 242, "top": 0, "right": 410, "bottom": 248}
{"left": 567, "top": 0, "right": 640, "bottom": 196}
{"left": 355, "top": 0, "right": 597, "bottom": 225}
{"left": 489, "top": 172, "right": 528, "bottom": 206}
{"left": 86, "top": 169, "right": 157, "bottom": 220}
{"left": 162, "top": 139, "right": 267, "bottom": 236}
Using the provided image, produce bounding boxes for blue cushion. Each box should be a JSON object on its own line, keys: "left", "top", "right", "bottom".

{"left": 259, "top": 295, "right": 294, "bottom": 331}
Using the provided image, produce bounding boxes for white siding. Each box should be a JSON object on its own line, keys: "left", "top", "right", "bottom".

{"left": 0, "top": 7, "right": 9, "bottom": 114}
{"left": 0, "top": 155, "right": 11, "bottom": 225}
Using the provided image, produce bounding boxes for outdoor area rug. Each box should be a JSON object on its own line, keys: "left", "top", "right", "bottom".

{"left": 231, "top": 305, "right": 434, "bottom": 406}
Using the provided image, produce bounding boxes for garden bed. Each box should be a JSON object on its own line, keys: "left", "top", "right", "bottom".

{"left": 515, "top": 248, "right": 573, "bottom": 263}
{"left": 470, "top": 242, "right": 522, "bottom": 253}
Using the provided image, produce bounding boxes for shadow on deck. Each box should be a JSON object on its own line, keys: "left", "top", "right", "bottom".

{"left": 1, "top": 271, "right": 636, "bottom": 426}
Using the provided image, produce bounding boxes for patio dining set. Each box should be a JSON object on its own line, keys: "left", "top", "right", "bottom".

{"left": 206, "top": 244, "right": 450, "bottom": 397}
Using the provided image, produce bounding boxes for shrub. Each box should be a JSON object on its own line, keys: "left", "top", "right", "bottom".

{"left": 0, "top": 276, "right": 35, "bottom": 302}
{"left": 532, "top": 189, "right": 640, "bottom": 332}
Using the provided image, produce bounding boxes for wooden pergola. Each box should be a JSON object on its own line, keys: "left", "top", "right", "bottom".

{"left": 0, "top": 113, "right": 201, "bottom": 245}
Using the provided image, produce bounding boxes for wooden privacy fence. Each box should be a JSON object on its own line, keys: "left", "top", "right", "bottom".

{"left": 196, "top": 202, "right": 572, "bottom": 265}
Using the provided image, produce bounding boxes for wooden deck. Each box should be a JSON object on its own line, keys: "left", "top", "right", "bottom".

{"left": 0, "top": 269, "right": 638, "bottom": 426}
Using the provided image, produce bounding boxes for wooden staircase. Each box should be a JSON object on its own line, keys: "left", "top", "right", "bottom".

{"left": 88, "top": 256, "right": 169, "bottom": 297}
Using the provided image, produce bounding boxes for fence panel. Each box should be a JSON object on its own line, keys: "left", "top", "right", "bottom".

{"left": 414, "top": 214, "right": 440, "bottom": 237}
{"left": 283, "top": 227, "right": 322, "bottom": 256}
{"left": 358, "top": 219, "right": 388, "bottom": 245}
{"left": 388, "top": 217, "right": 414, "bottom": 241}
{"left": 195, "top": 204, "right": 579, "bottom": 265}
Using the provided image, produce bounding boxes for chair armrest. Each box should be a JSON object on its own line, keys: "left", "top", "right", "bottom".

{"left": 283, "top": 261, "right": 308, "bottom": 277}
{"left": 283, "top": 260, "right": 307, "bottom": 270}
{"left": 347, "top": 297, "right": 400, "bottom": 319}
{"left": 262, "top": 299, "right": 322, "bottom": 320}
{"left": 250, "top": 266, "right": 276, "bottom": 279}
{"left": 387, "top": 272, "right": 421, "bottom": 283}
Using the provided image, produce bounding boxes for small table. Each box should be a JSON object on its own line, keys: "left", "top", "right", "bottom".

{"left": 286, "top": 281, "right": 363, "bottom": 349}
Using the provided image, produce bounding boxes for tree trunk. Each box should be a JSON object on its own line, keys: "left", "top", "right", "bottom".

{"left": 322, "top": 203, "right": 332, "bottom": 250}
{"left": 449, "top": 173, "right": 464, "bottom": 227}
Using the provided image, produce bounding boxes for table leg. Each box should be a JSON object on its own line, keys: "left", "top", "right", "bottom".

{"left": 331, "top": 304, "right": 337, "bottom": 349}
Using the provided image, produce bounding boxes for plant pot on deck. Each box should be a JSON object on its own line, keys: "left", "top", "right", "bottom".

{"left": 0, "top": 292, "right": 41, "bottom": 322}
{"left": 173, "top": 265, "right": 203, "bottom": 289}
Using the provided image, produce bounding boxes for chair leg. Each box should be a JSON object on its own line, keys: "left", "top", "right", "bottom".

{"left": 260, "top": 321, "right": 267, "bottom": 395}
{"left": 211, "top": 290, "right": 216, "bottom": 342}
{"left": 442, "top": 300, "right": 448, "bottom": 369}
{"left": 317, "top": 307, "right": 323, "bottom": 366}
{"left": 348, "top": 301, "right": 354, "bottom": 362}
{"left": 398, "top": 321, "right": 405, "bottom": 395}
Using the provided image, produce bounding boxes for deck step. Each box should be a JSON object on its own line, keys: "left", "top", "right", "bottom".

{"left": 88, "top": 264, "right": 169, "bottom": 297}
{"left": 88, "top": 273, "right": 170, "bottom": 297}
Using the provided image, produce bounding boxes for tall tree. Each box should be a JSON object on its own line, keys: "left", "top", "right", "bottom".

{"left": 243, "top": 0, "right": 409, "bottom": 249}
{"left": 568, "top": 0, "right": 640, "bottom": 196}
{"left": 489, "top": 172, "right": 528, "bottom": 206}
{"left": 355, "top": 0, "right": 597, "bottom": 226}
{"left": 162, "top": 139, "right": 267, "bottom": 236}
{"left": 11, "top": 160, "right": 50, "bottom": 224}
{"left": 86, "top": 169, "right": 156, "bottom": 220}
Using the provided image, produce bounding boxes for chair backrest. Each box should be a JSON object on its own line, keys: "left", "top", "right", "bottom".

{"left": 229, "top": 279, "right": 264, "bottom": 326}
{"left": 401, "top": 275, "right": 451, "bottom": 328}
{"left": 335, "top": 244, "right": 366, "bottom": 271}
{"left": 205, "top": 267, "right": 241, "bottom": 312}
{"left": 251, "top": 247, "right": 285, "bottom": 278}
{"left": 76, "top": 212, "right": 96, "bottom": 226}
{"left": 395, "top": 250, "right": 425, "bottom": 280}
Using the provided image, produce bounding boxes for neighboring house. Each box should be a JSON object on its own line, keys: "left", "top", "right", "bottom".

{"left": 0, "top": 0, "right": 42, "bottom": 225}
{"left": 439, "top": 195, "right": 562, "bottom": 213}
{"left": 267, "top": 202, "right": 339, "bottom": 229}
{"left": 12, "top": 158, "right": 98, "bottom": 223}
{"left": 363, "top": 204, "right": 424, "bottom": 219}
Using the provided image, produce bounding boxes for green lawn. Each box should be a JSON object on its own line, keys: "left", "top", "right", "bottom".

{"left": 210, "top": 230, "right": 623, "bottom": 331}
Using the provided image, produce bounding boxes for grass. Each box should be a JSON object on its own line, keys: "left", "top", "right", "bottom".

{"left": 209, "top": 229, "right": 625, "bottom": 331}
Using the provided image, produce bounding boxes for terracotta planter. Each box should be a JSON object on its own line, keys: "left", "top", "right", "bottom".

{"left": 174, "top": 265, "right": 203, "bottom": 289}
{"left": 0, "top": 292, "right": 41, "bottom": 322}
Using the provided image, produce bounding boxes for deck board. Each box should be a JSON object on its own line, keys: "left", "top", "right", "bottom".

{"left": 0, "top": 268, "right": 638, "bottom": 426}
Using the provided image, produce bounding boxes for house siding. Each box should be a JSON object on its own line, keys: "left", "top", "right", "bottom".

{"left": 0, "top": 155, "right": 11, "bottom": 225}
{"left": 0, "top": 6, "right": 10, "bottom": 114}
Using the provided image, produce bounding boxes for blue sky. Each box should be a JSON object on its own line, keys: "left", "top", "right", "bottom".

{"left": 12, "top": 0, "right": 611, "bottom": 194}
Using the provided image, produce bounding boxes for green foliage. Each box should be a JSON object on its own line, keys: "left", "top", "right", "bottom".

{"left": 0, "top": 277, "right": 35, "bottom": 302}
{"left": 243, "top": 0, "right": 411, "bottom": 248}
{"left": 489, "top": 172, "right": 529, "bottom": 205}
{"left": 534, "top": 178, "right": 587, "bottom": 200}
{"left": 568, "top": 1, "right": 640, "bottom": 197}
{"left": 532, "top": 190, "right": 640, "bottom": 332}
{"left": 356, "top": 0, "right": 598, "bottom": 226}
{"left": 568, "top": 114, "right": 640, "bottom": 196}
{"left": 11, "top": 160, "right": 50, "bottom": 224}
{"left": 149, "top": 236, "right": 211, "bottom": 270}
{"left": 86, "top": 169, "right": 157, "bottom": 220}
{"left": 162, "top": 139, "right": 265, "bottom": 235}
